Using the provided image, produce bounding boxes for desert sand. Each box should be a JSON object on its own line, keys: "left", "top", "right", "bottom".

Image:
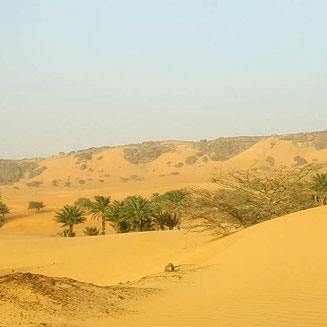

{"left": 1, "top": 135, "right": 327, "bottom": 326}
{"left": 1, "top": 206, "right": 327, "bottom": 326}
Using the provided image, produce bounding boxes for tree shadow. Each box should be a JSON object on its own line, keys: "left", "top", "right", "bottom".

{"left": 0, "top": 208, "right": 56, "bottom": 226}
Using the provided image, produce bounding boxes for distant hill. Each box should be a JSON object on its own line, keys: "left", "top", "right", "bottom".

{"left": 1, "top": 130, "right": 327, "bottom": 188}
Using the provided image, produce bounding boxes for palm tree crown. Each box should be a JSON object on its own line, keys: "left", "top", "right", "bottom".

{"left": 122, "top": 196, "right": 153, "bottom": 232}
{"left": 311, "top": 173, "right": 327, "bottom": 205}
{"left": 312, "top": 173, "right": 327, "bottom": 192}
{"left": 55, "top": 205, "right": 86, "bottom": 233}
{"left": 89, "top": 195, "right": 111, "bottom": 234}
{"left": 153, "top": 211, "right": 179, "bottom": 230}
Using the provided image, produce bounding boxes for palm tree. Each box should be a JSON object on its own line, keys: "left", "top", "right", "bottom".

{"left": 83, "top": 226, "right": 100, "bottom": 236}
{"left": 122, "top": 196, "right": 154, "bottom": 232}
{"left": 0, "top": 202, "right": 9, "bottom": 221}
{"left": 311, "top": 173, "right": 327, "bottom": 205}
{"left": 151, "top": 189, "right": 188, "bottom": 229}
{"left": 105, "top": 200, "right": 128, "bottom": 233}
{"left": 153, "top": 211, "right": 179, "bottom": 230}
{"left": 55, "top": 205, "right": 86, "bottom": 236}
{"left": 89, "top": 196, "right": 111, "bottom": 235}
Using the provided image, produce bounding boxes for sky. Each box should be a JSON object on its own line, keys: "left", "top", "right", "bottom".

{"left": 0, "top": 0, "right": 326, "bottom": 159}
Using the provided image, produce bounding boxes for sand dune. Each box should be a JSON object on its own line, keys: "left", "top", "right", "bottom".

{"left": 1, "top": 206, "right": 327, "bottom": 326}
{"left": 109, "top": 205, "right": 327, "bottom": 327}
{"left": 1, "top": 133, "right": 327, "bottom": 326}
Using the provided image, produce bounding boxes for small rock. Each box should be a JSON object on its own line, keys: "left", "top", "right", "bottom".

{"left": 165, "top": 263, "right": 175, "bottom": 272}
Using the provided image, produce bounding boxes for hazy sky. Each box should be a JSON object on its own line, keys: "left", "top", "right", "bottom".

{"left": 1, "top": 0, "right": 326, "bottom": 159}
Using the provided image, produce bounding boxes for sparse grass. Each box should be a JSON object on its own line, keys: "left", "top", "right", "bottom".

{"left": 26, "top": 181, "right": 43, "bottom": 188}
{"left": 174, "top": 162, "right": 183, "bottom": 168}
{"left": 123, "top": 142, "right": 176, "bottom": 164}
{"left": 80, "top": 164, "right": 87, "bottom": 170}
{"left": 185, "top": 156, "right": 197, "bottom": 165}
{"left": 129, "top": 175, "right": 144, "bottom": 181}
{"left": 266, "top": 156, "right": 275, "bottom": 166}
{"left": 75, "top": 152, "right": 92, "bottom": 161}
{"left": 294, "top": 156, "right": 308, "bottom": 166}
{"left": 52, "top": 179, "right": 58, "bottom": 186}
{"left": 28, "top": 166, "right": 47, "bottom": 179}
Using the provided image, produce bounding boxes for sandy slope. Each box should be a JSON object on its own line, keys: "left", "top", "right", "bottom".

{"left": 1, "top": 206, "right": 327, "bottom": 326}
{"left": 107, "top": 205, "right": 327, "bottom": 327}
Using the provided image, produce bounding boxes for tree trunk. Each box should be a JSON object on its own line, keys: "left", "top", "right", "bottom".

{"left": 177, "top": 212, "right": 182, "bottom": 229}
{"left": 101, "top": 218, "right": 106, "bottom": 235}
{"left": 314, "top": 194, "right": 318, "bottom": 205}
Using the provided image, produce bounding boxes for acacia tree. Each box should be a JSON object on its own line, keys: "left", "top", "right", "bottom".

{"left": 89, "top": 196, "right": 111, "bottom": 235}
{"left": 55, "top": 205, "right": 86, "bottom": 237}
{"left": 311, "top": 173, "right": 327, "bottom": 205}
{"left": 189, "top": 163, "right": 323, "bottom": 236}
{"left": 28, "top": 201, "right": 45, "bottom": 213}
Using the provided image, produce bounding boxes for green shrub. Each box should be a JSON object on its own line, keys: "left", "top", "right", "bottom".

{"left": 58, "top": 229, "right": 76, "bottom": 237}
{"left": 83, "top": 227, "right": 100, "bottom": 236}
{"left": 174, "top": 162, "right": 184, "bottom": 168}
{"left": 28, "top": 166, "right": 47, "bottom": 179}
{"left": 185, "top": 156, "right": 197, "bottom": 165}
{"left": 75, "top": 152, "right": 92, "bottom": 161}
{"left": 294, "top": 156, "right": 308, "bottom": 166}
{"left": 26, "top": 181, "right": 43, "bottom": 188}
{"left": 74, "top": 198, "right": 92, "bottom": 208}
{"left": 0, "top": 202, "right": 9, "bottom": 221}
